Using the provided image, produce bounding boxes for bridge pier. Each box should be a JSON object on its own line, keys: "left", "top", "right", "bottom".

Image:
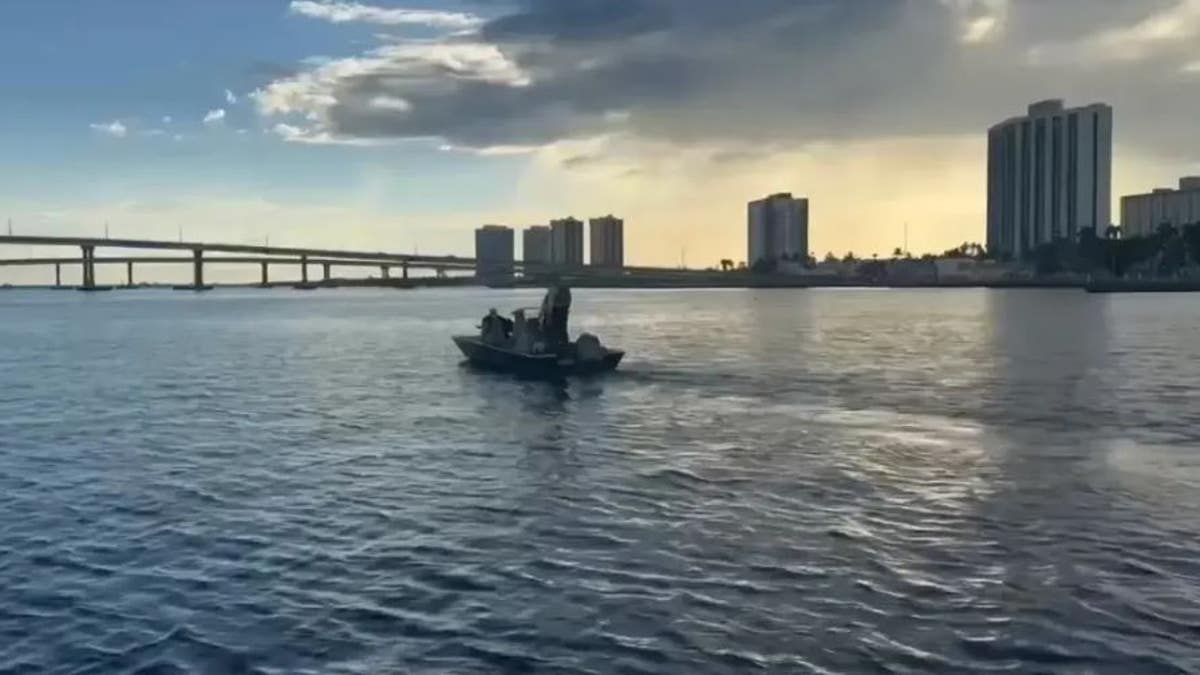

{"left": 381, "top": 265, "right": 390, "bottom": 280}
{"left": 80, "top": 245, "right": 95, "bottom": 289}
{"left": 261, "top": 261, "right": 269, "bottom": 286}
{"left": 192, "top": 248, "right": 204, "bottom": 288}
{"left": 54, "top": 263, "right": 61, "bottom": 288}
{"left": 127, "top": 261, "right": 134, "bottom": 287}
{"left": 300, "top": 254, "right": 308, "bottom": 284}
{"left": 402, "top": 261, "right": 409, "bottom": 280}
{"left": 323, "top": 263, "right": 331, "bottom": 282}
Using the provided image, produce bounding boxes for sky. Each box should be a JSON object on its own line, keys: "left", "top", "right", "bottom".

{"left": 3, "top": 0, "right": 1200, "bottom": 280}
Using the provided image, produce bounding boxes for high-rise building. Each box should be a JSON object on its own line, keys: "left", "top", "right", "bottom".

{"left": 550, "top": 217, "right": 584, "bottom": 267}
{"left": 748, "top": 193, "right": 809, "bottom": 266}
{"left": 523, "top": 226, "right": 552, "bottom": 268}
{"left": 1121, "top": 177, "right": 1200, "bottom": 239}
{"left": 474, "top": 225, "right": 514, "bottom": 284}
{"left": 987, "top": 99, "right": 1113, "bottom": 259}
{"left": 589, "top": 215, "right": 624, "bottom": 268}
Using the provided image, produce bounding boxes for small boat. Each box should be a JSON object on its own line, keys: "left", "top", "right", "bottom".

{"left": 453, "top": 300, "right": 624, "bottom": 377}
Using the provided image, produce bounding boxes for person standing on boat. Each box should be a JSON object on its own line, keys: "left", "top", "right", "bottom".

{"left": 540, "top": 282, "right": 572, "bottom": 349}
{"left": 481, "top": 308, "right": 506, "bottom": 344}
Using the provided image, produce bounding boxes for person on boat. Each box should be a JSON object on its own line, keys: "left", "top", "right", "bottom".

{"left": 540, "top": 282, "right": 572, "bottom": 348}
{"left": 481, "top": 308, "right": 506, "bottom": 344}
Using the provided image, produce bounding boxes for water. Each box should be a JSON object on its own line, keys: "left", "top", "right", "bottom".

{"left": 1, "top": 287, "right": 1199, "bottom": 674}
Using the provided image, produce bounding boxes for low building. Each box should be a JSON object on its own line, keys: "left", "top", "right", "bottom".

{"left": 811, "top": 260, "right": 858, "bottom": 277}
{"left": 475, "top": 225, "right": 514, "bottom": 284}
{"left": 550, "top": 217, "right": 584, "bottom": 267}
{"left": 523, "top": 226, "right": 552, "bottom": 269}
{"left": 933, "top": 258, "right": 1019, "bottom": 283}
{"left": 885, "top": 259, "right": 938, "bottom": 284}
{"left": 589, "top": 215, "right": 624, "bottom": 268}
{"left": 1121, "top": 177, "right": 1200, "bottom": 238}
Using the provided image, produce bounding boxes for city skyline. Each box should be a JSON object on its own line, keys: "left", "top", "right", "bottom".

{"left": 3, "top": 1, "right": 1200, "bottom": 282}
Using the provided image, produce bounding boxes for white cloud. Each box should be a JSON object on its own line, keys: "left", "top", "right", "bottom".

{"left": 369, "top": 95, "right": 412, "bottom": 112}
{"left": 288, "top": 1, "right": 482, "bottom": 30}
{"left": 272, "top": 122, "right": 305, "bottom": 140}
{"left": 438, "top": 142, "right": 542, "bottom": 156}
{"left": 225, "top": 89, "right": 238, "bottom": 105}
{"left": 269, "top": 121, "right": 381, "bottom": 145}
{"left": 254, "top": 42, "right": 528, "bottom": 143}
{"left": 1028, "top": 0, "right": 1200, "bottom": 65}
{"left": 89, "top": 120, "right": 127, "bottom": 138}
{"left": 1185, "top": 60, "right": 1200, "bottom": 72}
{"left": 940, "top": 0, "right": 1008, "bottom": 45}
{"left": 141, "top": 129, "right": 168, "bottom": 137}
{"left": 203, "top": 108, "right": 227, "bottom": 125}
{"left": 162, "top": 115, "right": 173, "bottom": 124}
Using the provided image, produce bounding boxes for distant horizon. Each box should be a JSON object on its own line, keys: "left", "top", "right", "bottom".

{"left": 3, "top": 1, "right": 1200, "bottom": 283}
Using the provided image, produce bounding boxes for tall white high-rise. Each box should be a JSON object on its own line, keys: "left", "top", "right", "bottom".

{"left": 987, "top": 99, "right": 1113, "bottom": 259}
{"left": 589, "top": 215, "right": 624, "bottom": 268}
{"left": 748, "top": 193, "right": 808, "bottom": 266}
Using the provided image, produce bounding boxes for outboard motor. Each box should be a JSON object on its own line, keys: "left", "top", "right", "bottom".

{"left": 575, "top": 333, "right": 605, "bottom": 362}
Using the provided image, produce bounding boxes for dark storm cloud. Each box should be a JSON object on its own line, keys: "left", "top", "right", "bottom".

{"left": 481, "top": 0, "right": 674, "bottom": 42}
{"left": 259, "top": 0, "right": 1200, "bottom": 161}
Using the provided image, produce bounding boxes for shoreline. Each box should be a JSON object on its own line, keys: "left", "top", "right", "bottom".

{"left": 4, "top": 277, "right": 1199, "bottom": 293}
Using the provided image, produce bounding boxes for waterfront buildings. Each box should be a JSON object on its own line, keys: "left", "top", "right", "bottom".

{"left": 550, "top": 217, "right": 585, "bottom": 267}
{"left": 522, "top": 226, "right": 552, "bottom": 266}
{"left": 987, "top": 99, "right": 1113, "bottom": 259}
{"left": 474, "top": 225, "right": 514, "bottom": 284}
{"left": 589, "top": 215, "right": 625, "bottom": 268}
{"left": 748, "top": 193, "right": 809, "bottom": 266}
{"left": 1120, "top": 177, "right": 1200, "bottom": 238}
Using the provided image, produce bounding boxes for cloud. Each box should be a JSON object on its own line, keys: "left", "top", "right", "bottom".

{"left": 1028, "top": 0, "right": 1200, "bottom": 65}
{"left": 369, "top": 95, "right": 412, "bottom": 112}
{"left": 272, "top": 122, "right": 306, "bottom": 140}
{"left": 89, "top": 120, "right": 127, "bottom": 137}
{"left": 141, "top": 129, "right": 169, "bottom": 137}
{"left": 225, "top": 89, "right": 238, "bottom": 105}
{"left": 288, "top": 1, "right": 482, "bottom": 30}
{"left": 253, "top": 41, "right": 532, "bottom": 144}
{"left": 253, "top": 0, "right": 1200, "bottom": 164}
{"left": 940, "top": 0, "right": 1009, "bottom": 44}
{"left": 203, "top": 108, "right": 227, "bottom": 125}
{"left": 162, "top": 115, "right": 173, "bottom": 124}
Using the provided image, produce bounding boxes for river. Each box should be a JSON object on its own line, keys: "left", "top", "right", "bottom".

{"left": 1, "top": 287, "right": 1198, "bottom": 673}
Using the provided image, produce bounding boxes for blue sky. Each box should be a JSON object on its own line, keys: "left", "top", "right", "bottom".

{"left": 2, "top": 0, "right": 1200, "bottom": 279}
{"left": 0, "top": 1, "right": 518, "bottom": 249}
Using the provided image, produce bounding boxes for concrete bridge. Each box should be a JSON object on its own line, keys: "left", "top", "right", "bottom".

{"left": 0, "top": 235, "right": 476, "bottom": 289}
{"left": 0, "top": 234, "right": 719, "bottom": 290}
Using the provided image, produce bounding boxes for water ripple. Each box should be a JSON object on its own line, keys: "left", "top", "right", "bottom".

{"left": 1, "top": 288, "right": 1199, "bottom": 673}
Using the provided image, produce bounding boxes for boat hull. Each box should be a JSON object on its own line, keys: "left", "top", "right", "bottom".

{"left": 453, "top": 336, "right": 623, "bottom": 377}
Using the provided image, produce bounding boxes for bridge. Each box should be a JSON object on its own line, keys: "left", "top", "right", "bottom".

{"left": 0, "top": 235, "right": 482, "bottom": 289}
{"left": 0, "top": 235, "right": 711, "bottom": 290}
